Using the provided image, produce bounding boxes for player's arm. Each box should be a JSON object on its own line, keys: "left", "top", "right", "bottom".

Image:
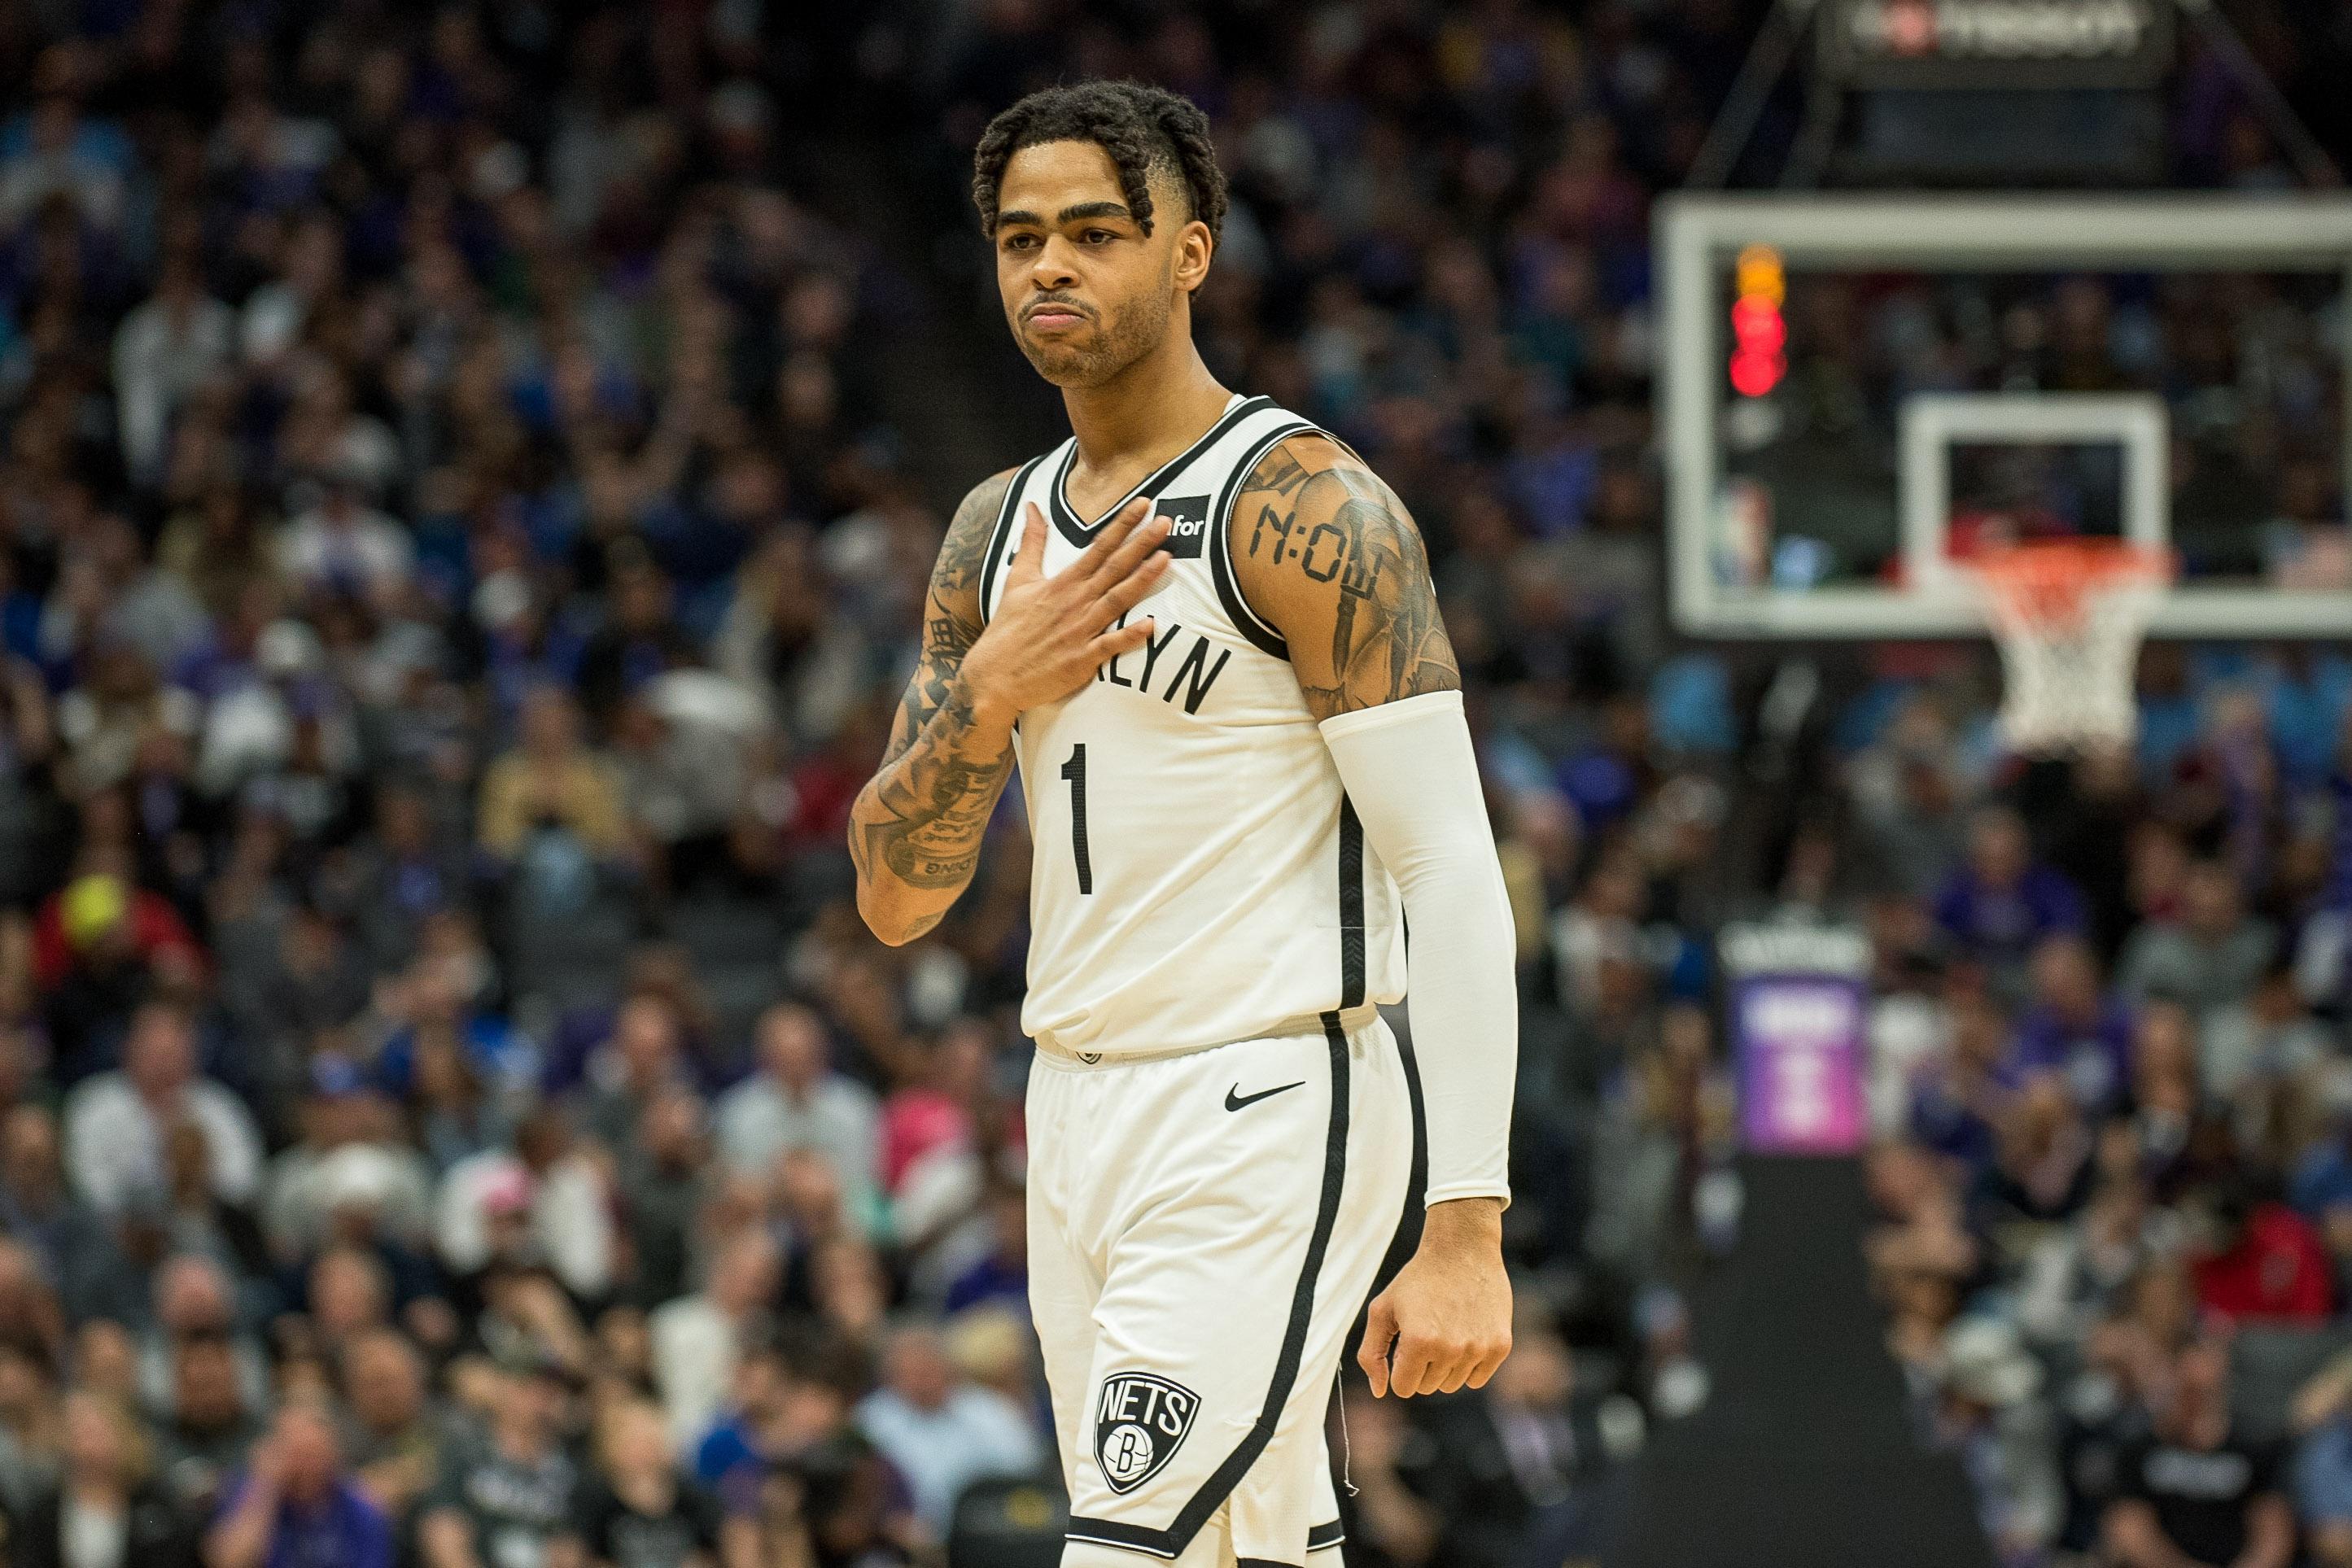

{"left": 1231, "top": 435, "right": 1516, "bottom": 1398}
{"left": 850, "top": 475, "right": 1170, "bottom": 946}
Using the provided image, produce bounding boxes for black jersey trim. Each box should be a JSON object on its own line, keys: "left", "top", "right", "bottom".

{"left": 1062, "top": 1524, "right": 1175, "bottom": 1558}
{"left": 1338, "top": 798, "right": 1366, "bottom": 1009}
{"left": 977, "top": 454, "right": 1047, "bottom": 627}
{"left": 1047, "top": 395, "right": 1274, "bottom": 548}
{"left": 1065, "top": 1018, "right": 1351, "bottom": 1560}
{"left": 1307, "top": 1520, "right": 1346, "bottom": 1552}
{"left": 1207, "top": 420, "right": 1320, "bottom": 661}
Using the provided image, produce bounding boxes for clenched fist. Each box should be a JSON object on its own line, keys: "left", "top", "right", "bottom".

{"left": 1358, "top": 1197, "right": 1513, "bottom": 1397}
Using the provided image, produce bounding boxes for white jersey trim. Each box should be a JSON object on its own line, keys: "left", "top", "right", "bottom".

{"left": 976, "top": 452, "right": 1047, "bottom": 628}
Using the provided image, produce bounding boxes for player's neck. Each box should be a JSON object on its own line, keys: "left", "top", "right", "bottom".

{"left": 1060, "top": 330, "right": 1230, "bottom": 478}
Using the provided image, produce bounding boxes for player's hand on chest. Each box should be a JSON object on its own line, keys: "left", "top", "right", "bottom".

{"left": 967, "top": 495, "right": 1172, "bottom": 719}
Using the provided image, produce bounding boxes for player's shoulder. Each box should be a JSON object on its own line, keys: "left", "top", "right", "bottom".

{"left": 932, "top": 465, "right": 1024, "bottom": 605}
{"left": 1234, "top": 429, "right": 1365, "bottom": 497}
{"left": 1227, "top": 426, "right": 1420, "bottom": 593}
{"left": 1225, "top": 421, "right": 1453, "bottom": 709}
{"left": 949, "top": 465, "right": 1024, "bottom": 541}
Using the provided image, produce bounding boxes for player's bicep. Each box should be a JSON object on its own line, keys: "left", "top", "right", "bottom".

{"left": 1232, "top": 439, "right": 1460, "bottom": 723}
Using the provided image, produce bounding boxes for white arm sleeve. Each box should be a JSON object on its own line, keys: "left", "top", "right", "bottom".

{"left": 1319, "top": 689, "right": 1515, "bottom": 1208}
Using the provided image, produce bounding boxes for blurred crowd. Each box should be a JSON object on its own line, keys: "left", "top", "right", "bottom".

{"left": 0, "top": 1, "right": 2345, "bottom": 1568}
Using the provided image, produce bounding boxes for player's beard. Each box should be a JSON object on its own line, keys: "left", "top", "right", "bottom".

{"left": 1016, "top": 279, "right": 1174, "bottom": 389}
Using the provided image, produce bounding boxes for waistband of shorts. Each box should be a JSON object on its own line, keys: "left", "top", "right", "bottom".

{"left": 1030, "top": 1005, "right": 1382, "bottom": 1071}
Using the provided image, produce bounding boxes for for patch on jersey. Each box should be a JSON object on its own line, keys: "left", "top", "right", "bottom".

{"left": 1154, "top": 495, "right": 1210, "bottom": 559}
{"left": 1094, "top": 1371, "right": 1199, "bottom": 1494}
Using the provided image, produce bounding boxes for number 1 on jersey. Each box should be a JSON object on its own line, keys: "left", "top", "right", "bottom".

{"left": 1059, "top": 744, "right": 1093, "bottom": 894}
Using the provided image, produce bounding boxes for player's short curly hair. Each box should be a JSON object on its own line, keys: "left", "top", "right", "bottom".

{"left": 970, "top": 81, "right": 1227, "bottom": 246}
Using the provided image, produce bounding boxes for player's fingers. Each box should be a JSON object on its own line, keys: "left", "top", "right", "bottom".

{"left": 1087, "top": 618, "right": 1156, "bottom": 661}
{"left": 1465, "top": 1334, "right": 1513, "bottom": 1391}
{"left": 1095, "top": 552, "right": 1171, "bottom": 617}
{"left": 1073, "top": 496, "right": 1157, "bottom": 579}
{"left": 1357, "top": 1297, "right": 1397, "bottom": 1397}
{"left": 1008, "top": 502, "right": 1047, "bottom": 583}
{"left": 1093, "top": 505, "right": 1173, "bottom": 583}
{"left": 1388, "top": 1330, "right": 1443, "bottom": 1400}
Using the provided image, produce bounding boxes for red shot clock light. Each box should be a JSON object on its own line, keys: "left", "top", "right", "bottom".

{"left": 1729, "top": 244, "right": 1786, "bottom": 398}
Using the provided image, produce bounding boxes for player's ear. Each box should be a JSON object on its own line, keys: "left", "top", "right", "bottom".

{"left": 1173, "top": 219, "right": 1213, "bottom": 295}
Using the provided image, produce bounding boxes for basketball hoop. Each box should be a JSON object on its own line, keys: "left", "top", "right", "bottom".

{"left": 1965, "top": 540, "right": 2173, "bottom": 754}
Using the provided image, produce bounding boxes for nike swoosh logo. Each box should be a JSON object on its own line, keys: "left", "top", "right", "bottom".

{"left": 1225, "top": 1081, "right": 1305, "bottom": 1112}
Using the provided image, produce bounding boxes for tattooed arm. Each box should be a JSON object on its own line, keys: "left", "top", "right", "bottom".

{"left": 1234, "top": 434, "right": 1515, "bottom": 1400}
{"left": 850, "top": 476, "right": 1171, "bottom": 946}
{"left": 846, "top": 470, "right": 1016, "bottom": 945}
{"left": 1226, "top": 435, "right": 1460, "bottom": 718}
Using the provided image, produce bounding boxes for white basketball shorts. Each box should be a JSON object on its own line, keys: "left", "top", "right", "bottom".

{"left": 1026, "top": 1008, "right": 1412, "bottom": 1566}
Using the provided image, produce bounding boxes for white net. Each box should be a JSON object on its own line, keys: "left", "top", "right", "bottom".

{"left": 1972, "top": 546, "right": 2170, "bottom": 753}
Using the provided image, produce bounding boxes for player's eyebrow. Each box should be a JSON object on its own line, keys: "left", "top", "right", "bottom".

{"left": 1057, "top": 200, "right": 1132, "bottom": 224}
{"left": 994, "top": 209, "right": 1044, "bottom": 231}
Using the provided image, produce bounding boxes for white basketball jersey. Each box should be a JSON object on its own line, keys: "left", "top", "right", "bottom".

{"left": 978, "top": 395, "right": 1407, "bottom": 1059}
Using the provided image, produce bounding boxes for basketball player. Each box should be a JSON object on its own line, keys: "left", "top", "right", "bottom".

{"left": 849, "top": 82, "right": 1515, "bottom": 1568}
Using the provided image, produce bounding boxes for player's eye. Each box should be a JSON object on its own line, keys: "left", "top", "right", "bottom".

{"left": 1003, "top": 234, "right": 1038, "bottom": 251}
{"left": 1082, "top": 229, "right": 1114, "bottom": 244}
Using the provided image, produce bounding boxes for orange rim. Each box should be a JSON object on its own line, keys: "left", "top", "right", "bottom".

{"left": 1967, "top": 540, "right": 2174, "bottom": 625}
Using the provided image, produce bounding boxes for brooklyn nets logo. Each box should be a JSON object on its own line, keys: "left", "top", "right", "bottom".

{"left": 1093, "top": 1372, "right": 1199, "bottom": 1494}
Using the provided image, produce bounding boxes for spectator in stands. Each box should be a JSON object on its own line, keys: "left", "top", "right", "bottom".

{"left": 63, "top": 1002, "right": 261, "bottom": 1220}
{"left": 1934, "top": 808, "right": 2088, "bottom": 976}
{"left": 1931, "top": 1318, "right": 2062, "bottom": 1566}
{"left": 615, "top": 1087, "right": 709, "bottom": 1312}
{"left": 1978, "top": 1075, "right": 2096, "bottom": 1229}
{"left": 418, "top": 1356, "right": 578, "bottom": 1568}
{"left": 853, "top": 1323, "right": 1039, "bottom": 1538}
{"left": 551, "top": 1398, "right": 743, "bottom": 1568}
{"left": 715, "top": 1002, "right": 881, "bottom": 1213}
{"left": 2292, "top": 1347, "right": 2352, "bottom": 1568}
{"left": 336, "top": 1329, "right": 441, "bottom": 1519}
{"left": 275, "top": 472, "right": 412, "bottom": 613}
{"left": 2118, "top": 858, "right": 2277, "bottom": 1017}
{"left": 474, "top": 688, "right": 628, "bottom": 865}
{"left": 110, "top": 253, "right": 232, "bottom": 485}
{"left": 2120, "top": 1003, "right": 2229, "bottom": 1202}
{"left": 260, "top": 1058, "right": 435, "bottom": 1264}
{"left": 2017, "top": 1175, "right": 2179, "bottom": 1348}
{"left": 650, "top": 1227, "right": 779, "bottom": 1452}
{"left": 1908, "top": 989, "right": 2016, "bottom": 1174}
{"left": 1588, "top": 1009, "right": 1722, "bottom": 1292}
{"left": 1852, "top": 697, "right": 1972, "bottom": 901}
{"left": 2192, "top": 1177, "right": 2335, "bottom": 1324}
{"left": 37, "top": 875, "right": 204, "bottom": 1086}
{"left": 151, "top": 1334, "right": 261, "bottom": 1520}
{"left": 942, "top": 1178, "right": 1030, "bottom": 1317}
{"left": 571, "top": 993, "right": 695, "bottom": 1155}
{"left": 11, "top": 1388, "right": 196, "bottom": 1568}
{"left": 435, "top": 1109, "right": 613, "bottom": 1302}
{"left": 205, "top": 1399, "right": 388, "bottom": 1568}
{"left": 2199, "top": 961, "right": 2332, "bottom": 1114}
{"left": 2011, "top": 935, "right": 2136, "bottom": 1116}
{"left": 138, "top": 1256, "right": 269, "bottom": 1421}
{"left": 0, "top": 1104, "right": 136, "bottom": 1325}
{"left": 2291, "top": 1100, "right": 2352, "bottom": 1261}
{"left": 2105, "top": 1341, "right": 2294, "bottom": 1568}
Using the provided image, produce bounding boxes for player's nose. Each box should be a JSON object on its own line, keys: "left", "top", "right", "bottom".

{"left": 1028, "top": 238, "right": 1080, "bottom": 289}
